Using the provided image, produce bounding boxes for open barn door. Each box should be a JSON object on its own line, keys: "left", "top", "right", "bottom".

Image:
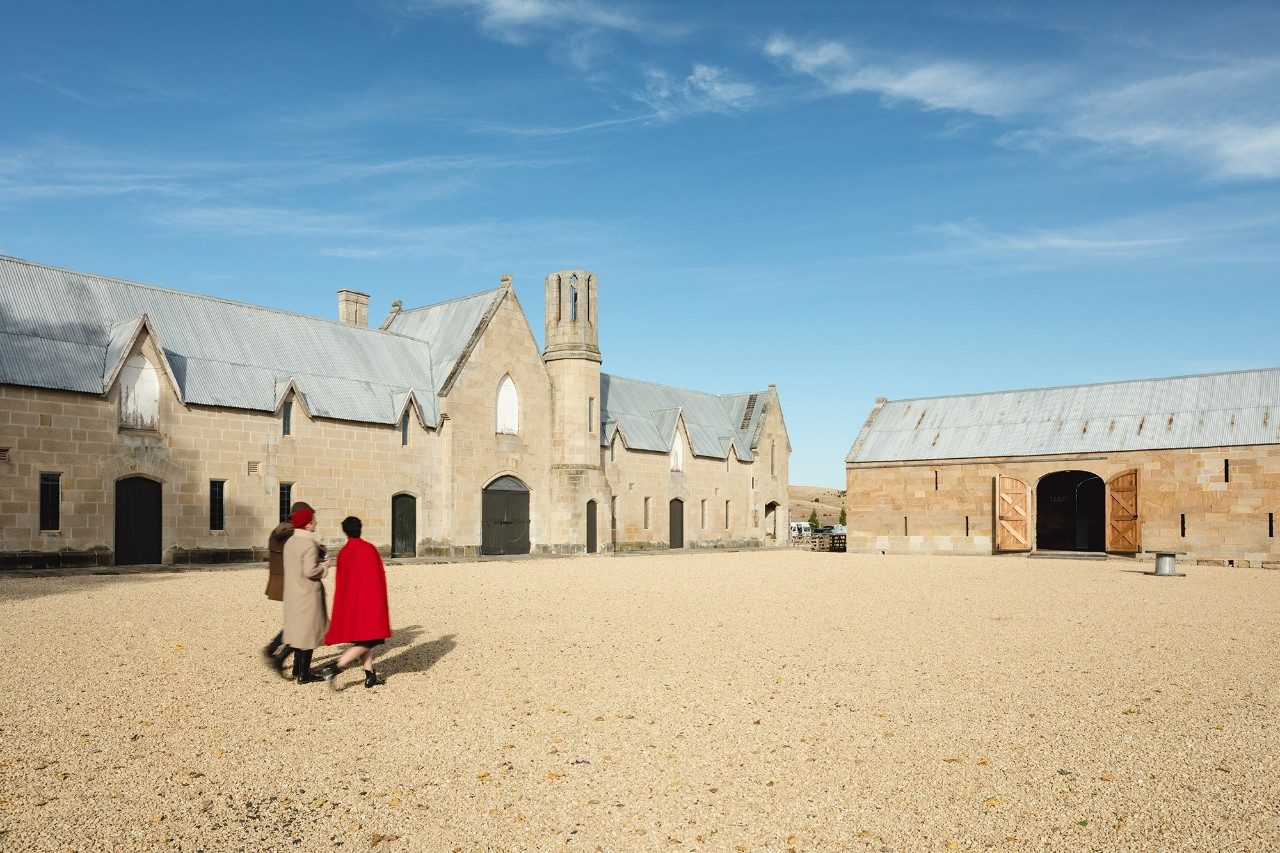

{"left": 994, "top": 475, "right": 1031, "bottom": 552}
{"left": 1105, "top": 469, "right": 1141, "bottom": 553}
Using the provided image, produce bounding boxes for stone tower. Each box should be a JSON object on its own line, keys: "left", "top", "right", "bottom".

{"left": 543, "top": 270, "right": 608, "bottom": 551}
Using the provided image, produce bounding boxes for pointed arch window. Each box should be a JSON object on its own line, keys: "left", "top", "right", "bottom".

{"left": 119, "top": 354, "right": 159, "bottom": 429}
{"left": 496, "top": 374, "right": 520, "bottom": 434}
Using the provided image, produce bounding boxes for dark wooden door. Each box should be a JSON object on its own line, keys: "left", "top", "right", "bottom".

{"left": 669, "top": 498, "right": 684, "bottom": 549}
{"left": 482, "top": 477, "right": 530, "bottom": 555}
{"left": 392, "top": 494, "right": 416, "bottom": 557}
{"left": 586, "top": 500, "right": 597, "bottom": 553}
{"left": 115, "top": 477, "right": 162, "bottom": 565}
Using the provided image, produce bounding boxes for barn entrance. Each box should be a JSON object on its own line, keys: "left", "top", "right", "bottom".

{"left": 482, "top": 476, "right": 530, "bottom": 556}
{"left": 1035, "top": 471, "right": 1104, "bottom": 552}
{"left": 764, "top": 501, "right": 779, "bottom": 540}
{"left": 669, "top": 499, "right": 684, "bottom": 549}
{"left": 585, "top": 500, "right": 598, "bottom": 554}
{"left": 115, "top": 476, "right": 162, "bottom": 565}
{"left": 391, "top": 494, "right": 416, "bottom": 557}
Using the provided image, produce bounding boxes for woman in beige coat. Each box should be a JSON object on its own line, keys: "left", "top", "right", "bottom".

{"left": 282, "top": 507, "right": 331, "bottom": 684}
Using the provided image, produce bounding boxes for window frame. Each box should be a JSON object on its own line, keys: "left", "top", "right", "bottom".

{"left": 209, "top": 479, "right": 226, "bottom": 531}
{"left": 282, "top": 401, "right": 293, "bottom": 437}
{"left": 279, "top": 483, "right": 293, "bottom": 523}
{"left": 39, "top": 472, "right": 61, "bottom": 531}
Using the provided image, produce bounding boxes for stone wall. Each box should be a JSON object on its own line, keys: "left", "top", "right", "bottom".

{"left": 845, "top": 445, "right": 1280, "bottom": 563}
{"left": 602, "top": 393, "right": 789, "bottom": 550}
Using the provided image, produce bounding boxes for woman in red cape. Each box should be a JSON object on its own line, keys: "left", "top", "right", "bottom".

{"left": 321, "top": 516, "right": 392, "bottom": 689}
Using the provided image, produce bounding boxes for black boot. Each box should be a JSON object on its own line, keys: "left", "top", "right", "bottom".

{"left": 319, "top": 661, "right": 342, "bottom": 692}
{"left": 269, "top": 644, "right": 293, "bottom": 679}
{"left": 295, "top": 649, "right": 324, "bottom": 684}
{"left": 363, "top": 668, "right": 385, "bottom": 689}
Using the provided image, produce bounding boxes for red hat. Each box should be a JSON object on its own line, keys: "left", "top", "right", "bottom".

{"left": 290, "top": 508, "right": 315, "bottom": 529}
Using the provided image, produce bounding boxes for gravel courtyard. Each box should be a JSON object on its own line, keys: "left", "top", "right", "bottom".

{"left": 1, "top": 551, "right": 1277, "bottom": 852}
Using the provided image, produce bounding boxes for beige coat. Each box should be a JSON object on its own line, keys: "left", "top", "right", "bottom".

{"left": 282, "top": 528, "right": 328, "bottom": 649}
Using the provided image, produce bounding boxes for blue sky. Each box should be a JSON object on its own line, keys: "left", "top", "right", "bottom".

{"left": 3, "top": 1, "right": 1279, "bottom": 487}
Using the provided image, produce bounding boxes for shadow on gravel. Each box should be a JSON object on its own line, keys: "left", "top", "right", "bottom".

{"left": 316, "top": 625, "right": 457, "bottom": 688}
{"left": 0, "top": 570, "right": 178, "bottom": 605}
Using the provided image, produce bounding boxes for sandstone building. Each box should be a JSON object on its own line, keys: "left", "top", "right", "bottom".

{"left": 845, "top": 369, "right": 1280, "bottom": 564}
{"left": 0, "top": 255, "right": 789, "bottom": 567}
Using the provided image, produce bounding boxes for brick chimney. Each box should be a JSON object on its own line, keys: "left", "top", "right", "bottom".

{"left": 338, "top": 289, "right": 370, "bottom": 326}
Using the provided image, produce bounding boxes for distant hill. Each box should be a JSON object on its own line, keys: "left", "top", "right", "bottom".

{"left": 790, "top": 485, "right": 844, "bottom": 526}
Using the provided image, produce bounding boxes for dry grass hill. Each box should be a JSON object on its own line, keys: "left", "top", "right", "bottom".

{"left": 790, "top": 484, "right": 844, "bottom": 526}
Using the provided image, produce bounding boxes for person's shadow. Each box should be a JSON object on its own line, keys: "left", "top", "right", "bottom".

{"left": 319, "top": 625, "right": 457, "bottom": 689}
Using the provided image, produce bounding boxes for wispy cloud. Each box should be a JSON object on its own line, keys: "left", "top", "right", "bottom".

{"left": 380, "top": 0, "right": 687, "bottom": 46}
{"left": 764, "top": 33, "right": 1280, "bottom": 181}
{"left": 639, "top": 64, "right": 756, "bottom": 119}
{"left": 764, "top": 34, "right": 1048, "bottom": 119}
{"left": 163, "top": 203, "right": 614, "bottom": 262}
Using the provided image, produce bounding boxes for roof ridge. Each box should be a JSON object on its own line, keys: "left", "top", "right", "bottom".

{"left": 0, "top": 253, "right": 403, "bottom": 337}
{"left": 880, "top": 366, "right": 1280, "bottom": 405}
{"left": 398, "top": 287, "right": 504, "bottom": 313}
{"left": 602, "top": 371, "right": 758, "bottom": 400}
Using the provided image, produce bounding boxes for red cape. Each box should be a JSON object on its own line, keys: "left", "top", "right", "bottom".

{"left": 324, "top": 537, "right": 391, "bottom": 645}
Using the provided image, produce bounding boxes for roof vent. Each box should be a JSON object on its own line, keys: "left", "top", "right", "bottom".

{"left": 740, "top": 394, "right": 759, "bottom": 431}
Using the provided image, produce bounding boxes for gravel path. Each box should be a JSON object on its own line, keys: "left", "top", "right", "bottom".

{"left": 1, "top": 551, "right": 1277, "bottom": 851}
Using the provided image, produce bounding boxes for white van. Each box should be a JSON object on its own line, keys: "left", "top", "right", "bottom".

{"left": 789, "top": 521, "right": 812, "bottom": 537}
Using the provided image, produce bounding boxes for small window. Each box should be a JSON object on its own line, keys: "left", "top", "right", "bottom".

{"left": 279, "top": 484, "right": 293, "bottom": 523}
{"left": 1269, "top": 512, "right": 1274, "bottom": 538}
{"left": 588, "top": 397, "right": 595, "bottom": 434}
{"left": 282, "top": 401, "right": 293, "bottom": 436}
{"left": 1224, "top": 459, "right": 1230, "bottom": 483}
{"left": 724, "top": 500, "right": 731, "bottom": 529}
{"left": 644, "top": 497, "right": 651, "bottom": 530}
{"left": 247, "top": 460, "right": 260, "bottom": 476}
{"left": 609, "top": 436, "right": 616, "bottom": 463}
{"left": 751, "top": 476, "right": 755, "bottom": 489}
{"left": 965, "top": 516, "right": 970, "bottom": 536}
{"left": 0, "top": 448, "right": 9, "bottom": 462}
{"left": 210, "top": 480, "right": 226, "bottom": 531}
{"left": 770, "top": 441, "right": 776, "bottom": 476}
{"left": 570, "top": 283, "right": 578, "bottom": 321}
{"left": 670, "top": 436, "right": 684, "bottom": 472}
{"left": 1180, "top": 513, "right": 1186, "bottom": 538}
{"left": 39, "top": 473, "right": 60, "bottom": 531}
{"left": 400, "top": 411, "right": 410, "bottom": 446}
{"left": 610, "top": 496, "right": 617, "bottom": 533}
{"left": 496, "top": 375, "right": 519, "bottom": 434}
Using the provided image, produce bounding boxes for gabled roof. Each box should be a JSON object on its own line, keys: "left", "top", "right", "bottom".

{"left": 847, "top": 367, "right": 1280, "bottom": 464}
{"left": 599, "top": 373, "right": 763, "bottom": 461}
{"left": 0, "top": 254, "right": 443, "bottom": 425}
{"left": 382, "top": 288, "right": 505, "bottom": 394}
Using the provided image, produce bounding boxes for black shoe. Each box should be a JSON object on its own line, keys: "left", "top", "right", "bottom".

{"left": 363, "top": 668, "right": 385, "bottom": 689}
{"left": 268, "top": 646, "right": 293, "bottom": 679}
{"left": 293, "top": 649, "right": 324, "bottom": 684}
{"left": 319, "top": 662, "right": 342, "bottom": 691}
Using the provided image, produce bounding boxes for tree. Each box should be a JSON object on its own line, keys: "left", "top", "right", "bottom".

{"left": 808, "top": 508, "right": 820, "bottom": 530}
{"left": 839, "top": 507, "right": 847, "bottom": 526}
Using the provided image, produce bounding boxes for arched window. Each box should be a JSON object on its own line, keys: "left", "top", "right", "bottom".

{"left": 496, "top": 374, "right": 519, "bottom": 434}
{"left": 119, "top": 354, "right": 159, "bottom": 429}
{"left": 670, "top": 433, "right": 684, "bottom": 472}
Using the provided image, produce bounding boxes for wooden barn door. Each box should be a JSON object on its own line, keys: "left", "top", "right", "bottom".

{"left": 391, "top": 494, "right": 416, "bottom": 557}
{"left": 669, "top": 499, "right": 684, "bottom": 549}
{"left": 994, "top": 475, "right": 1031, "bottom": 552}
{"left": 116, "top": 477, "right": 162, "bottom": 565}
{"left": 1105, "top": 469, "right": 1141, "bottom": 553}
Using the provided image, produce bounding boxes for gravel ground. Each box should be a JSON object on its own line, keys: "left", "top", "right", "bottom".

{"left": 1, "top": 550, "right": 1277, "bottom": 852}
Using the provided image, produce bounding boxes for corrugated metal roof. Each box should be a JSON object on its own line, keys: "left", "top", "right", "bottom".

{"left": 383, "top": 289, "right": 503, "bottom": 393}
{"left": 599, "top": 374, "right": 760, "bottom": 460}
{"left": 847, "top": 368, "right": 1280, "bottom": 463}
{"left": 0, "top": 254, "right": 490, "bottom": 426}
